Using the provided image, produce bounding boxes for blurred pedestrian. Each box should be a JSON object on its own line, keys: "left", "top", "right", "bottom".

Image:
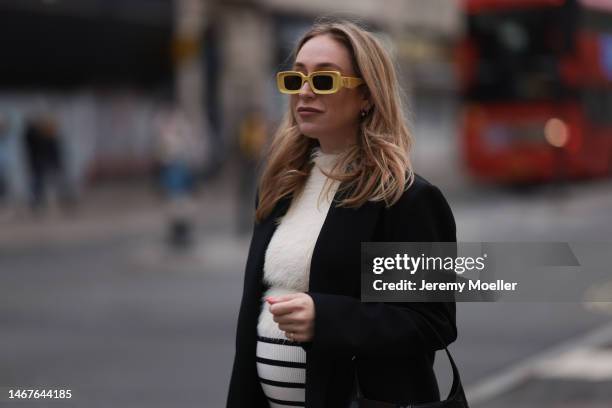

{"left": 155, "top": 107, "right": 198, "bottom": 249}
{"left": 23, "top": 114, "right": 71, "bottom": 214}
{"left": 236, "top": 108, "right": 269, "bottom": 233}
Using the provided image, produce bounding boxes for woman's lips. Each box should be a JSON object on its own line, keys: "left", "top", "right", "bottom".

{"left": 297, "top": 107, "right": 323, "bottom": 118}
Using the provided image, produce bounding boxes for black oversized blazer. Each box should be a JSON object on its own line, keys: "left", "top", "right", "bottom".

{"left": 226, "top": 173, "right": 457, "bottom": 408}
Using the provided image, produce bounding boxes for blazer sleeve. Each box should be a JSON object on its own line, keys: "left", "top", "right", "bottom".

{"left": 304, "top": 179, "right": 457, "bottom": 359}
{"left": 226, "top": 188, "right": 269, "bottom": 408}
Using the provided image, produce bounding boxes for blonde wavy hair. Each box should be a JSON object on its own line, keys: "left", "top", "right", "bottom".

{"left": 255, "top": 18, "right": 415, "bottom": 222}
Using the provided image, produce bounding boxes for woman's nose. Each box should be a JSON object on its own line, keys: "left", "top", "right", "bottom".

{"left": 299, "top": 80, "right": 315, "bottom": 97}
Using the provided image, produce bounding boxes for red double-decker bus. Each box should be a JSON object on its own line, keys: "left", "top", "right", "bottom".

{"left": 457, "top": 0, "right": 612, "bottom": 183}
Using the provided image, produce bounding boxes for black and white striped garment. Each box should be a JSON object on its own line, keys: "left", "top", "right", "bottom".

{"left": 256, "top": 335, "right": 306, "bottom": 407}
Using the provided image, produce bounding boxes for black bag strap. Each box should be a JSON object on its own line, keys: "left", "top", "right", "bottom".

{"left": 417, "top": 312, "right": 464, "bottom": 402}
{"left": 353, "top": 312, "right": 465, "bottom": 403}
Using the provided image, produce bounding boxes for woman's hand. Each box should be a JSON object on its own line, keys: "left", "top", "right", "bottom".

{"left": 266, "top": 293, "right": 315, "bottom": 343}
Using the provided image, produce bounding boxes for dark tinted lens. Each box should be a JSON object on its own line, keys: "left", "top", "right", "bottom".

{"left": 312, "top": 74, "right": 334, "bottom": 90}
{"left": 283, "top": 75, "right": 303, "bottom": 90}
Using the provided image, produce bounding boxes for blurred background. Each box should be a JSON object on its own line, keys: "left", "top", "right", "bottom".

{"left": 1, "top": 0, "right": 612, "bottom": 407}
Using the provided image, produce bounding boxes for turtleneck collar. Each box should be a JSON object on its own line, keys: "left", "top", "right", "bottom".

{"left": 310, "top": 147, "right": 341, "bottom": 172}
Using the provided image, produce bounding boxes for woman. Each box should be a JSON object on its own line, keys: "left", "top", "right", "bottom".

{"left": 227, "top": 18, "right": 458, "bottom": 408}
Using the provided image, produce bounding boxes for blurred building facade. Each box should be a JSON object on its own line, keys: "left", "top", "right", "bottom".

{"left": 0, "top": 0, "right": 461, "bottom": 204}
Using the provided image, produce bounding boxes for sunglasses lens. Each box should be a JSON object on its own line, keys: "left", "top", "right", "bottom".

{"left": 283, "top": 75, "right": 303, "bottom": 91}
{"left": 312, "top": 74, "right": 334, "bottom": 91}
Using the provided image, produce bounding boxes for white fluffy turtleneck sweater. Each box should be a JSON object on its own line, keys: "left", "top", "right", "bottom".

{"left": 257, "top": 147, "right": 341, "bottom": 338}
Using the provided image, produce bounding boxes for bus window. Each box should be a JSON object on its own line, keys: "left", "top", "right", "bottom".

{"left": 466, "top": 6, "right": 576, "bottom": 101}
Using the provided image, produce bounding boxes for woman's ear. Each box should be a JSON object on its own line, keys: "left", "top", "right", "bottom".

{"left": 360, "top": 100, "right": 372, "bottom": 114}
{"left": 360, "top": 86, "right": 372, "bottom": 112}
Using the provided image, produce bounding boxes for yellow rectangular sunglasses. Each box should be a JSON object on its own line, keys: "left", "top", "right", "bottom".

{"left": 277, "top": 70, "right": 364, "bottom": 95}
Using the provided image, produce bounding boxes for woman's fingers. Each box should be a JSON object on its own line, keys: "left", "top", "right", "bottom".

{"left": 266, "top": 293, "right": 300, "bottom": 304}
{"left": 281, "top": 322, "right": 314, "bottom": 342}
{"left": 278, "top": 322, "right": 302, "bottom": 332}
{"left": 273, "top": 311, "right": 306, "bottom": 324}
{"left": 288, "top": 332, "right": 308, "bottom": 342}
{"left": 269, "top": 298, "right": 303, "bottom": 316}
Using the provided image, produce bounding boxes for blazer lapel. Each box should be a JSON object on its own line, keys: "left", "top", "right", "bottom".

{"left": 247, "top": 195, "right": 293, "bottom": 296}
{"left": 308, "top": 185, "right": 382, "bottom": 294}
{"left": 305, "top": 185, "right": 382, "bottom": 407}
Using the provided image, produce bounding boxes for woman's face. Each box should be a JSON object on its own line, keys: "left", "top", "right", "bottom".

{"left": 291, "top": 34, "right": 368, "bottom": 151}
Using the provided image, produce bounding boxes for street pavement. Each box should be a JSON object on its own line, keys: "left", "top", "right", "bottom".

{"left": 1, "top": 165, "right": 612, "bottom": 407}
